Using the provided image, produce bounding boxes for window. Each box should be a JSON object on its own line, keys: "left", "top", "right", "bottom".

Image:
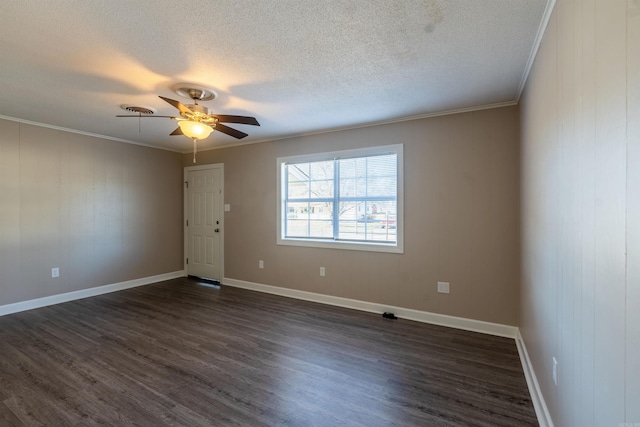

{"left": 277, "top": 144, "right": 403, "bottom": 253}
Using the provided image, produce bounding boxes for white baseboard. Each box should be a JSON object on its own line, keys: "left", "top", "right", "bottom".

{"left": 0, "top": 271, "right": 185, "bottom": 317}
{"left": 223, "top": 277, "right": 517, "bottom": 338}
{"left": 515, "top": 329, "right": 554, "bottom": 427}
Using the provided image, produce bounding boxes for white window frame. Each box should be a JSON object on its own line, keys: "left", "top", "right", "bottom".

{"left": 276, "top": 144, "right": 403, "bottom": 253}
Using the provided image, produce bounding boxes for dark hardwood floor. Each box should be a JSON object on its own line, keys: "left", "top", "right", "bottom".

{"left": 0, "top": 278, "right": 537, "bottom": 426}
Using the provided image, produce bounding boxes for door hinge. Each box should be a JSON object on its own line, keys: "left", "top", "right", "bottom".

{"left": 186, "top": 258, "right": 189, "bottom": 265}
{"left": 185, "top": 181, "right": 189, "bottom": 189}
{"left": 186, "top": 219, "right": 189, "bottom": 227}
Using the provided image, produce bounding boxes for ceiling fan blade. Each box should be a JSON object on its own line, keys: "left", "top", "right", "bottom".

{"left": 159, "top": 96, "right": 193, "bottom": 116}
{"left": 116, "top": 115, "right": 178, "bottom": 118}
{"left": 170, "top": 127, "right": 183, "bottom": 136}
{"left": 215, "top": 123, "right": 249, "bottom": 139}
{"left": 213, "top": 115, "right": 260, "bottom": 126}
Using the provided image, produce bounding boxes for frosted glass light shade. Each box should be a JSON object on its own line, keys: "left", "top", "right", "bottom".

{"left": 178, "top": 120, "right": 213, "bottom": 139}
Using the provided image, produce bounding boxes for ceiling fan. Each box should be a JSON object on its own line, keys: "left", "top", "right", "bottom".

{"left": 117, "top": 85, "right": 260, "bottom": 162}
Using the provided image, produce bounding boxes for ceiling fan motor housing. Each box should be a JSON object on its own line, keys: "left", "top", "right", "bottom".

{"left": 182, "top": 104, "right": 218, "bottom": 127}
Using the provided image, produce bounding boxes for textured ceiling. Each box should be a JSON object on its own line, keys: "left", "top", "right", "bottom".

{"left": 0, "top": 0, "right": 549, "bottom": 152}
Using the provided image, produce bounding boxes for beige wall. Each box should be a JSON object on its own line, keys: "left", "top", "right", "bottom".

{"left": 0, "top": 119, "right": 184, "bottom": 306}
{"left": 185, "top": 106, "right": 521, "bottom": 325}
{"left": 520, "top": 0, "right": 639, "bottom": 425}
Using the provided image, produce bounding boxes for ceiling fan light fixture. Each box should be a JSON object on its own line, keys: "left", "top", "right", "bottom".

{"left": 178, "top": 120, "right": 213, "bottom": 140}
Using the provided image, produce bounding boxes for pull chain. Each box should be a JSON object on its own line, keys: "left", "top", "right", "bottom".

{"left": 192, "top": 138, "right": 197, "bottom": 163}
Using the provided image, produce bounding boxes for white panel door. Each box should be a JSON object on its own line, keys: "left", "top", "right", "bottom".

{"left": 186, "top": 167, "right": 222, "bottom": 281}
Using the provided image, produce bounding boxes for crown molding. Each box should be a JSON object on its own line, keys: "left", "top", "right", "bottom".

{"left": 515, "top": 0, "right": 558, "bottom": 102}
{"left": 193, "top": 100, "right": 519, "bottom": 154}
{"left": 0, "top": 114, "right": 182, "bottom": 153}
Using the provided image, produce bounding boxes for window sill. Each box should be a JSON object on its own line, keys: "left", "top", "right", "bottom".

{"left": 277, "top": 237, "right": 404, "bottom": 254}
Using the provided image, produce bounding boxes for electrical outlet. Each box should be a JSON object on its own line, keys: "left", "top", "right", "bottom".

{"left": 552, "top": 357, "right": 558, "bottom": 386}
{"left": 259, "top": 260, "right": 264, "bottom": 269}
{"left": 437, "top": 281, "right": 450, "bottom": 294}
{"left": 51, "top": 268, "right": 59, "bottom": 278}
{"left": 319, "top": 267, "right": 325, "bottom": 277}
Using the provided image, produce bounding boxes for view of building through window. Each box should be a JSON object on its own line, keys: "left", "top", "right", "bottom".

{"left": 283, "top": 153, "right": 397, "bottom": 243}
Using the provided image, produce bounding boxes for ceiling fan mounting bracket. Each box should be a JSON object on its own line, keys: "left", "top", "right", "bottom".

{"left": 173, "top": 84, "right": 217, "bottom": 102}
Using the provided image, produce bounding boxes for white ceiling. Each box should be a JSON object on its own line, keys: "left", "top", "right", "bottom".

{"left": 0, "top": 0, "right": 549, "bottom": 152}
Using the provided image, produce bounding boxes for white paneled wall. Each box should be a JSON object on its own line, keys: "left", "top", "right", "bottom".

{"left": 627, "top": 0, "right": 640, "bottom": 420}
{"left": 520, "top": 0, "right": 639, "bottom": 425}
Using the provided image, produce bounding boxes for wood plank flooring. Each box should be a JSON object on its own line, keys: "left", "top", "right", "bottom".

{"left": 0, "top": 278, "right": 538, "bottom": 426}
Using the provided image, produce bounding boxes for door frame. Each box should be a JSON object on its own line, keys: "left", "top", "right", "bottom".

{"left": 183, "top": 163, "right": 225, "bottom": 280}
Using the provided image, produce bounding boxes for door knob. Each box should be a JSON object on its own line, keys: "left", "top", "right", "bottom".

{"left": 214, "top": 228, "right": 220, "bottom": 233}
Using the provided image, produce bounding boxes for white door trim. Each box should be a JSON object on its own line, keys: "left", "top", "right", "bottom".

{"left": 184, "top": 163, "right": 224, "bottom": 280}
